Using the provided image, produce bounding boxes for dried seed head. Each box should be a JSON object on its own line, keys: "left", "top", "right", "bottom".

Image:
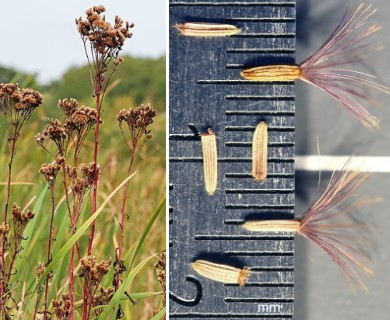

{"left": 114, "top": 57, "right": 124, "bottom": 65}
{"left": 76, "top": 6, "right": 134, "bottom": 59}
{"left": 201, "top": 129, "right": 218, "bottom": 195}
{"left": 192, "top": 260, "right": 249, "bottom": 286}
{"left": 12, "top": 203, "right": 35, "bottom": 224}
{"left": 252, "top": 121, "right": 268, "bottom": 180}
{"left": 36, "top": 262, "right": 46, "bottom": 278}
{"left": 117, "top": 104, "right": 157, "bottom": 145}
{"left": 0, "top": 222, "right": 9, "bottom": 235}
{"left": 175, "top": 22, "right": 241, "bottom": 37}
{"left": 58, "top": 98, "right": 79, "bottom": 116}
{"left": 40, "top": 159, "right": 62, "bottom": 186}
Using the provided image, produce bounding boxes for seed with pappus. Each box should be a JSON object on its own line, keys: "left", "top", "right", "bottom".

{"left": 241, "top": 4, "right": 389, "bottom": 130}
{"left": 243, "top": 156, "right": 376, "bottom": 294}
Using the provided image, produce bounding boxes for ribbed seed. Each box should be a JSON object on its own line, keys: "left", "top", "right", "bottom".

{"left": 252, "top": 121, "right": 268, "bottom": 180}
{"left": 241, "top": 65, "right": 301, "bottom": 82}
{"left": 192, "top": 260, "right": 249, "bottom": 286}
{"left": 175, "top": 22, "right": 241, "bottom": 37}
{"left": 201, "top": 129, "right": 217, "bottom": 195}
{"left": 243, "top": 220, "right": 301, "bottom": 233}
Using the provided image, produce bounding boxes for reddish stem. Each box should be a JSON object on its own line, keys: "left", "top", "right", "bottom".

{"left": 115, "top": 145, "right": 137, "bottom": 290}
{"left": 87, "top": 91, "right": 101, "bottom": 255}
{"left": 69, "top": 244, "right": 75, "bottom": 320}
{"left": 83, "top": 74, "right": 102, "bottom": 320}
{"left": 42, "top": 189, "right": 55, "bottom": 319}
{"left": 0, "top": 136, "right": 16, "bottom": 306}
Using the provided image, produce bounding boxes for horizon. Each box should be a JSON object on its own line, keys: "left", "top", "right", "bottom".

{"left": 0, "top": 1, "right": 166, "bottom": 84}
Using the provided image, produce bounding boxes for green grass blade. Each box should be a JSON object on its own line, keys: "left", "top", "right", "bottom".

{"left": 150, "top": 307, "right": 166, "bottom": 320}
{"left": 97, "top": 252, "right": 160, "bottom": 319}
{"left": 90, "top": 291, "right": 162, "bottom": 318}
{"left": 27, "top": 172, "right": 136, "bottom": 308}
{"left": 130, "top": 196, "right": 166, "bottom": 269}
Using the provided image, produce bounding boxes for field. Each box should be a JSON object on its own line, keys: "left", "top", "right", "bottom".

{"left": 0, "top": 55, "right": 166, "bottom": 319}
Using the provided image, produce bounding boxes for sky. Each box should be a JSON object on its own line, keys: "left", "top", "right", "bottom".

{"left": 0, "top": 0, "right": 166, "bottom": 84}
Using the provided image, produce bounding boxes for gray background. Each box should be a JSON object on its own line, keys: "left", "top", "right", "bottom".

{"left": 295, "top": 0, "right": 390, "bottom": 318}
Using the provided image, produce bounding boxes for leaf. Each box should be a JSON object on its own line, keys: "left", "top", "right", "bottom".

{"left": 27, "top": 173, "right": 136, "bottom": 308}
{"left": 150, "top": 307, "right": 166, "bottom": 320}
{"left": 130, "top": 196, "right": 166, "bottom": 268}
{"left": 97, "top": 252, "right": 160, "bottom": 319}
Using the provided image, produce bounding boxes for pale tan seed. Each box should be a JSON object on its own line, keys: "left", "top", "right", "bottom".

{"left": 243, "top": 220, "right": 301, "bottom": 233}
{"left": 201, "top": 129, "right": 217, "bottom": 195}
{"left": 252, "top": 121, "right": 268, "bottom": 180}
{"left": 241, "top": 65, "right": 301, "bottom": 82}
{"left": 175, "top": 22, "right": 241, "bottom": 37}
{"left": 192, "top": 260, "right": 249, "bottom": 286}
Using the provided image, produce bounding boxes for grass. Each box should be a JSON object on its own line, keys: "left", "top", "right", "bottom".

{"left": 0, "top": 95, "right": 166, "bottom": 319}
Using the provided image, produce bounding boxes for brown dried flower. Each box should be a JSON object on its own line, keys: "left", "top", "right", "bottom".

{"left": 117, "top": 103, "right": 157, "bottom": 146}
{"left": 80, "top": 255, "right": 112, "bottom": 299}
{"left": 153, "top": 252, "right": 166, "bottom": 318}
{"left": 52, "top": 293, "right": 71, "bottom": 320}
{"left": 40, "top": 157, "right": 62, "bottom": 187}
{"left": 58, "top": 98, "right": 78, "bottom": 117}
{"left": 36, "top": 262, "right": 46, "bottom": 278}
{"left": 76, "top": 6, "right": 134, "bottom": 57}
{"left": 0, "top": 222, "right": 9, "bottom": 235}
{"left": 1, "top": 83, "right": 43, "bottom": 141}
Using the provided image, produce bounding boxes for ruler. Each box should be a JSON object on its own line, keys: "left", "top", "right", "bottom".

{"left": 169, "top": 0, "right": 296, "bottom": 318}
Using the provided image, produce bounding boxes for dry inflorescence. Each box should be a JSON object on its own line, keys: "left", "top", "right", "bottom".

{"left": 52, "top": 293, "right": 71, "bottom": 320}
{"left": 81, "top": 255, "right": 112, "bottom": 290}
{"left": 117, "top": 103, "right": 157, "bottom": 144}
{"left": 36, "top": 98, "right": 100, "bottom": 158}
{"left": 76, "top": 5, "right": 134, "bottom": 57}
{"left": 153, "top": 252, "right": 166, "bottom": 319}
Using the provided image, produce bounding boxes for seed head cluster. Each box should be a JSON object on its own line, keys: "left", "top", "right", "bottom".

{"left": 80, "top": 255, "right": 112, "bottom": 300}
{"left": 67, "top": 162, "right": 99, "bottom": 196}
{"left": 0, "top": 83, "right": 43, "bottom": 111}
{"left": 52, "top": 293, "right": 71, "bottom": 320}
{"left": 117, "top": 104, "right": 157, "bottom": 144}
{"left": 153, "top": 252, "right": 166, "bottom": 318}
{"left": 39, "top": 157, "right": 64, "bottom": 187}
{"left": 76, "top": 5, "right": 134, "bottom": 57}
{"left": 36, "top": 98, "right": 99, "bottom": 156}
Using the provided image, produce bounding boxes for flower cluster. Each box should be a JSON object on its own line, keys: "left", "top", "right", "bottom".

{"left": 153, "top": 252, "right": 166, "bottom": 318}
{"left": 52, "top": 293, "right": 71, "bottom": 320}
{"left": 39, "top": 157, "right": 64, "bottom": 187}
{"left": 36, "top": 118, "right": 68, "bottom": 153}
{"left": 67, "top": 162, "right": 99, "bottom": 196}
{"left": 12, "top": 203, "right": 35, "bottom": 228}
{"left": 91, "top": 287, "right": 115, "bottom": 316}
{"left": 75, "top": 5, "right": 134, "bottom": 56}
{"left": 117, "top": 104, "right": 157, "bottom": 145}
{"left": 0, "top": 83, "right": 43, "bottom": 140}
{"left": 36, "top": 98, "right": 99, "bottom": 157}
{"left": 80, "top": 255, "right": 112, "bottom": 298}
{"left": 0, "top": 83, "right": 43, "bottom": 111}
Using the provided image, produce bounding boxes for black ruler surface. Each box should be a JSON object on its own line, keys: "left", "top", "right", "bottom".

{"left": 169, "top": 0, "right": 296, "bottom": 318}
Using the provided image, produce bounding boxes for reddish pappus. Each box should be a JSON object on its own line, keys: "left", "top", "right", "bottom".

{"left": 241, "top": 3, "right": 389, "bottom": 130}
{"left": 243, "top": 157, "right": 377, "bottom": 294}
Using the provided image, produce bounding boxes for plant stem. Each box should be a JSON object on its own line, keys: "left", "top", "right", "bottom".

{"left": 84, "top": 71, "right": 102, "bottom": 320}
{"left": 0, "top": 135, "right": 16, "bottom": 307}
{"left": 115, "top": 146, "right": 137, "bottom": 290}
{"left": 43, "top": 189, "right": 56, "bottom": 320}
{"left": 87, "top": 91, "right": 101, "bottom": 255}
